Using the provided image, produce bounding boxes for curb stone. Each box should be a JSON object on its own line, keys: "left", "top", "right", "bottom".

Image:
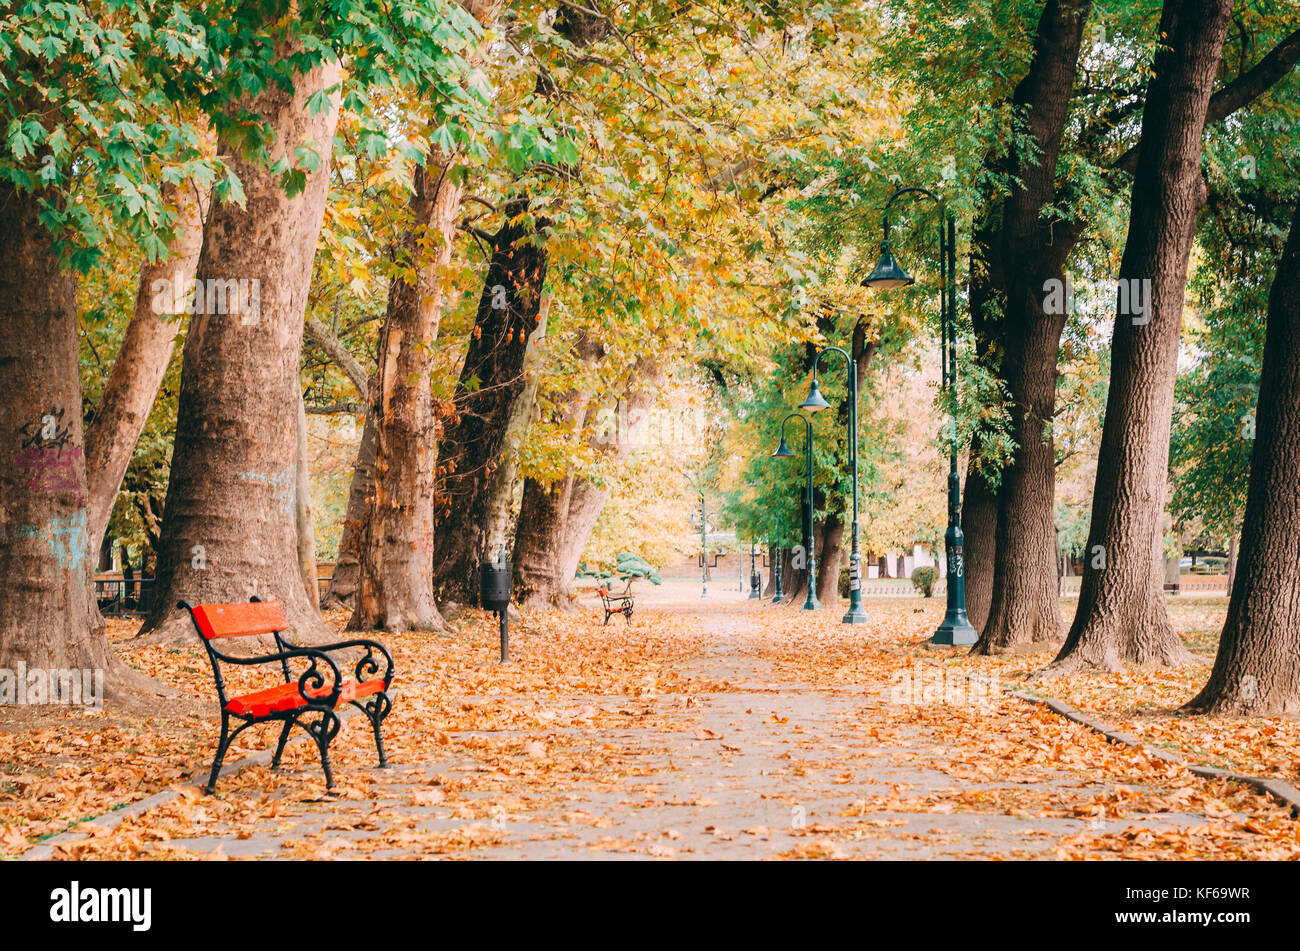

{"left": 1007, "top": 688, "right": 1300, "bottom": 818}
{"left": 20, "top": 692, "right": 394, "bottom": 860}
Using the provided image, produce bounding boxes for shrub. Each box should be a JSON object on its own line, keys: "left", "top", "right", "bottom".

{"left": 910, "top": 565, "right": 939, "bottom": 597}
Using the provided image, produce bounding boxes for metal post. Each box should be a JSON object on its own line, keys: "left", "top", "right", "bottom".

{"left": 700, "top": 493, "right": 708, "bottom": 600}
{"left": 867, "top": 187, "right": 976, "bottom": 646}
{"left": 932, "top": 207, "right": 977, "bottom": 646}
{"left": 803, "top": 418, "right": 819, "bottom": 611}
{"left": 749, "top": 541, "right": 762, "bottom": 598}
{"left": 807, "top": 347, "right": 868, "bottom": 623}
{"left": 499, "top": 607, "right": 508, "bottom": 664}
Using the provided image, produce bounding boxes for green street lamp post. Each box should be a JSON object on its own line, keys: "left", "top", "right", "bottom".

{"left": 697, "top": 492, "right": 708, "bottom": 600}
{"left": 773, "top": 413, "right": 819, "bottom": 610}
{"left": 801, "top": 346, "right": 869, "bottom": 625}
{"left": 863, "top": 185, "right": 977, "bottom": 646}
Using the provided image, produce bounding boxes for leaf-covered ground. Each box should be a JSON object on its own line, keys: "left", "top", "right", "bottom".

{"left": 1, "top": 587, "right": 1297, "bottom": 859}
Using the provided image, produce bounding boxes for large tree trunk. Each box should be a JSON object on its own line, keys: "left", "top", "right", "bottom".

{"left": 1049, "top": 0, "right": 1232, "bottom": 674}
{"left": 815, "top": 511, "right": 845, "bottom": 607}
{"left": 513, "top": 474, "right": 575, "bottom": 609}
{"left": 978, "top": 316, "right": 1067, "bottom": 651}
{"left": 1186, "top": 203, "right": 1300, "bottom": 715}
{"left": 431, "top": 202, "right": 548, "bottom": 604}
{"left": 349, "top": 160, "right": 460, "bottom": 633}
{"left": 0, "top": 182, "right": 154, "bottom": 700}
{"left": 84, "top": 179, "right": 206, "bottom": 552}
{"left": 140, "top": 57, "right": 342, "bottom": 644}
{"left": 973, "top": 0, "right": 1091, "bottom": 654}
{"left": 960, "top": 459, "right": 998, "bottom": 631}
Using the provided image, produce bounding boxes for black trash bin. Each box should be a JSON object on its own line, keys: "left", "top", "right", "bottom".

{"left": 479, "top": 551, "right": 512, "bottom": 662}
{"left": 479, "top": 560, "right": 511, "bottom": 611}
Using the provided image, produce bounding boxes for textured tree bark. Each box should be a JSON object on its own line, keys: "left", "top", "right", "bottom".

{"left": 0, "top": 181, "right": 156, "bottom": 699}
{"left": 350, "top": 159, "right": 460, "bottom": 633}
{"left": 431, "top": 203, "right": 549, "bottom": 604}
{"left": 960, "top": 458, "right": 998, "bottom": 631}
{"left": 815, "top": 511, "right": 845, "bottom": 606}
{"left": 554, "top": 479, "right": 610, "bottom": 593}
{"left": 84, "top": 179, "right": 206, "bottom": 554}
{"left": 513, "top": 474, "right": 575, "bottom": 609}
{"left": 1186, "top": 204, "right": 1300, "bottom": 715}
{"left": 1049, "top": 0, "right": 1233, "bottom": 674}
{"left": 781, "top": 517, "right": 831, "bottom": 608}
{"left": 304, "top": 316, "right": 370, "bottom": 397}
{"left": 140, "top": 57, "right": 342, "bottom": 644}
{"left": 977, "top": 308, "right": 1068, "bottom": 651}
{"left": 973, "top": 0, "right": 1092, "bottom": 654}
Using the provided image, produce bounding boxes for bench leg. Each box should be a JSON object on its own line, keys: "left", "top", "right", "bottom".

{"left": 270, "top": 719, "right": 293, "bottom": 770}
{"left": 364, "top": 694, "right": 392, "bottom": 768}
{"left": 205, "top": 712, "right": 232, "bottom": 795}
{"left": 309, "top": 710, "right": 341, "bottom": 791}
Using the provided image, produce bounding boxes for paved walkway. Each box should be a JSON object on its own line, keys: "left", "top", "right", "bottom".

{"left": 78, "top": 602, "right": 1238, "bottom": 860}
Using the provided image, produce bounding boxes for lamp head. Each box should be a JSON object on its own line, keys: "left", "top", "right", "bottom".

{"left": 862, "top": 241, "right": 914, "bottom": 290}
{"left": 772, "top": 436, "right": 795, "bottom": 458}
{"left": 800, "top": 379, "right": 832, "bottom": 412}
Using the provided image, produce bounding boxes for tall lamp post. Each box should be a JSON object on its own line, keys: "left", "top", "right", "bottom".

{"left": 697, "top": 492, "right": 708, "bottom": 600}
{"left": 801, "top": 347, "right": 868, "bottom": 625}
{"left": 772, "top": 413, "right": 819, "bottom": 610}
{"left": 862, "top": 186, "right": 977, "bottom": 646}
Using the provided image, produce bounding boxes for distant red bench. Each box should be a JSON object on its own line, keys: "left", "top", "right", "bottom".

{"left": 180, "top": 597, "right": 393, "bottom": 794}
{"left": 597, "top": 585, "right": 634, "bottom": 625}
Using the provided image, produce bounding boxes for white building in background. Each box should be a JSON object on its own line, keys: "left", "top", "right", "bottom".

{"left": 867, "top": 544, "right": 944, "bottom": 579}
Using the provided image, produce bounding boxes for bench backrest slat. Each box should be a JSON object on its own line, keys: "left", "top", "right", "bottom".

{"left": 191, "top": 601, "right": 288, "bottom": 639}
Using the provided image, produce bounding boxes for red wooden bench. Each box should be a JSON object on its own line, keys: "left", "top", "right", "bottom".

{"left": 180, "top": 597, "right": 393, "bottom": 794}
{"left": 597, "top": 585, "right": 634, "bottom": 625}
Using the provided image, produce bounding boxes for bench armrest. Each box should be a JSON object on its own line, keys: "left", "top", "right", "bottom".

{"left": 212, "top": 646, "right": 346, "bottom": 708}
{"left": 276, "top": 634, "right": 394, "bottom": 688}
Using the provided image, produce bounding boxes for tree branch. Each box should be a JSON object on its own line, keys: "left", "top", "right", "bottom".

{"left": 1111, "top": 27, "right": 1300, "bottom": 176}
{"left": 304, "top": 316, "right": 370, "bottom": 399}
{"left": 306, "top": 402, "right": 367, "bottom": 415}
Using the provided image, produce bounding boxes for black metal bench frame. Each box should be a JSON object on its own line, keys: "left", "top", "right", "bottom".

{"left": 598, "top": 584, "right": 634, "bottom": 625}
{"left": 181, "top": 597, "right": 394, "bottom": 794}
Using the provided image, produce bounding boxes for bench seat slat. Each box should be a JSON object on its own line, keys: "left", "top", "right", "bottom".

{"left": 224, "top": 678, "right": 386, "bottom": 717}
